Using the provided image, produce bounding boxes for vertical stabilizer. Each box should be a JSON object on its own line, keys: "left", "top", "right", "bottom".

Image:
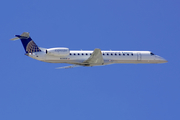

{"left": 11, "top": 32, "right": 41, "bottom": 53}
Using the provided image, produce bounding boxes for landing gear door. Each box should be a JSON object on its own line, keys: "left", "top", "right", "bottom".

{"left": 137, "top": 53, "right": 141, "bottom": 61}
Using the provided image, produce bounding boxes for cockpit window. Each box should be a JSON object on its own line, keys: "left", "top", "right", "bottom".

{"left": 150, "top": 52, "right": 155, "bottom": 55}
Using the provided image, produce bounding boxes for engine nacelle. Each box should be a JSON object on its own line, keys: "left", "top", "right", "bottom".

{"left": 46, "top": 47, "right": 70, "bottom": 56}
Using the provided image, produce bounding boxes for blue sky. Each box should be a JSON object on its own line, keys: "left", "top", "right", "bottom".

{"left": 1, "top": 0, "right": 180, "bottom": 120}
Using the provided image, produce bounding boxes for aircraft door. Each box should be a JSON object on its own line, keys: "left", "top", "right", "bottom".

{"left": 137, "top": 53, "right": 141, "bottom": 60}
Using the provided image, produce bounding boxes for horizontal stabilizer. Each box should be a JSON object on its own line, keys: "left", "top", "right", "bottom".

{"left": 10, "top": 37, "right": 20, "bottom": 40}
{"left": 20, "top": 32, "right": 30, "bottom": 38}
{"left": 10, "top": 32, "right": 30, "bottom": 41}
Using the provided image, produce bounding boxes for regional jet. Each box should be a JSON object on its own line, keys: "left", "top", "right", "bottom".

{"left": 11, "top": 32, "right": 167, "bottom": 69}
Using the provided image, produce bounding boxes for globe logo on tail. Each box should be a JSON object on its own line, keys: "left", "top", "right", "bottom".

{"left": 26, "top": 40, "right": 41, "bottom": 53}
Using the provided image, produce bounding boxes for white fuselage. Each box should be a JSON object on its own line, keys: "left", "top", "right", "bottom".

{"left": 27, "top": 50, "right": 167, "bottom": 66}
{"left": 10, "top": 32, "right": 167, "bottom": 68}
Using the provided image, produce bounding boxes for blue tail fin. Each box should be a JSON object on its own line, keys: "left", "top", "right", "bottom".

{"left": 12, "top": 32, "right": 41, "bottom": 53}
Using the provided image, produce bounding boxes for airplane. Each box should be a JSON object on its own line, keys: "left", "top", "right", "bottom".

{"left": 11, "top": 32, "right": 167, "bottom": 69}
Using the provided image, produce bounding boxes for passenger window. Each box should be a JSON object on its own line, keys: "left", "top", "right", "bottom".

{"left": 90, "top": 53, "right": 92, "bottom": 55}
{"left": 70, "top": 53, "right": 72, "bottom": 55}
{"left": 123, "top": 54, "right": 125, "bottom": 56}
{"left": 115, "top": 53, "right": 117, "bottom": 56}
{"left": 127, "top": 54, "right": 129, "bottom": 56}
{"left": 119, "top": 53, "right": 121, "bottom": 56}
{"left": 111, "top": 53, "right": 113, "bottom": 55}
{"left": 103, "top": 53, "right": 105, "bottom": 55}
{"left": 78, "top": 53, "right": 80, "bottom": 55}
{"left": 82, "top": 53, "right": 84, "bottom": 55}
{"left": 131, "top": 53, "right": 133, "bottom": 56}
{"left": 107, "top": 53, "right": 109, "bottom": 55}
{"left": 86, "top": 53, "right": 88, "bottom": 55}
{"left": 74, "top": 53, "right": 76, "bottom": 55}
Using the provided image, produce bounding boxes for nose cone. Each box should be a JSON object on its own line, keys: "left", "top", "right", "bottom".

{"left": 155, "top": 55, "right": 168, "bottom": 63}
{"left": 160, "top": 59, "right": 168, "bottom": 63}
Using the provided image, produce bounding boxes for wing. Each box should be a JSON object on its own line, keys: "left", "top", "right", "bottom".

{"left": 82, "top": 48, "right": 104, "bottom": 66}
{"left": 56, "top": 65, "right": 80, "bottom": 69}
{"left": 56, "top": 48, "right": 104, "bottom": 69}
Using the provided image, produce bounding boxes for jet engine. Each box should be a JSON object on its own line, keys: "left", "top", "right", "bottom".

{"left": 46, "top": 47, "right": 70, "bottom": 56}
